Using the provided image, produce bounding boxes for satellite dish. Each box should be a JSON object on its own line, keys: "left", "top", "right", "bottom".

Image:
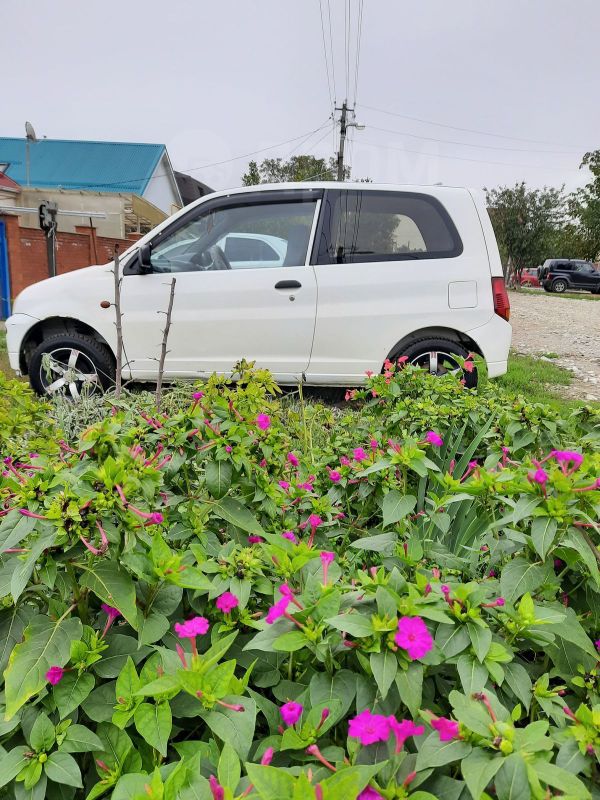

{"left": 25, "top": 121, "right": 37, "bottom": 142}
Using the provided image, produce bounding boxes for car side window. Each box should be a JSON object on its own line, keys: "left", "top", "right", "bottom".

{"left": 316, "top": 190, "right": 462, "bottom": 264}
{"left": 148, "top": 199, "right": 318, "bottom": 274}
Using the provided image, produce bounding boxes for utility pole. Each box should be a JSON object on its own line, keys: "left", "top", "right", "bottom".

{"left": 335, "top": 102, "right": 364, "bottom": 181}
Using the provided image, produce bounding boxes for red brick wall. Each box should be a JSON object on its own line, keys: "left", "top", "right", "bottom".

{"left": 0, "top": 215, "right": 135, "bottom": 301}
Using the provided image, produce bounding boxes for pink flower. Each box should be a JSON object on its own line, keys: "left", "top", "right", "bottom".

{"left": 369, "top": 439, "right": 378, "bottom": 450}
{"left": 287, "top": 452, "right": 299, "bottom": 467}
{"left": 308, "top": 514, "right": 323, "bottom": 529}
{"left": 340, "top": 456, "right": 351, "bottom": 467}
{"left": 353, "top": 447, "right": 369, "bottom": 462}
{"left": 46, "top": 666, "right": 64, "bottom": 685}
{"left": 463, "top": 360, "right": 474, "bottom": 373}
{"left": 328, "top": 470, "right": 341, "bottom": 483}
{"left": 320, "top": 551, "right": 335, "bottom": 566}
{"left": 193, "top": 391, "right": 204, "bottom": 400}
{"left": 394, "top": 616, "right": 434, "bottom": 661}
{"left": 594, "top": 639, "right": 600, "bottom": 651}
{"left": 266, "top": 597, "right": 290, "bottom": 624}
{"left": 425, "top": 431, "right": 443, "bottom": 447}
{"left": 149, "top": 512, "right": 164, "bottom": 525}
{"left": 101, "top": 604, "right": 121, "bottom": 620}
{"left": 216, "top": 592, "right": 239, "bottom": 613}
{"left": 279, "top": 583, "right": 294, "bottom": 598}
{"left": 282, "top": 531, "right": 297, "bottom": 543}
{"left": 529, "top": 468, "right": 548, "bottom": 485}
{"left": 174, "top": 616, "right": 210, "bottom": 638}
{"left": 280, "top": 701, "right": 303, "bottom": 726}
{"left": 260, "top": 747, "right": 274, "bottom": 766}
{"left": 278, "top": 480, "right": 290, "bottom": 491}
{"left": 225, "top": 445, "right": 233, "bottom": 453}
{"left": 551, "top": 450, "right": 583, "bottom": 470}
{"left": 358, "top": 789, "right": 384, "bottom": 800}
{"left": 259, "top": 458, "right": 267, "bottom": 468}
{"left": 431, "top": 716, "right": 460, "bottom": 741}
{"left": 208, "top": 775, "right": 224, "bottom": 800}
{"left": 348, "top": 709, "right": 390, "bottom": 745}
{"left": 387, "top": 717, "right": 425, "bottom": 753}
{"left": 256, "top": 414, "right": 271, "bottom": 431}
{"left": 247, "top": 535, "right": 264, "bottom": 544}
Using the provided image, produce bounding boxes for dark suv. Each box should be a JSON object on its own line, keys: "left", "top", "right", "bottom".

{"left": 539, "top": 259, "right": 600, "bottom": 294}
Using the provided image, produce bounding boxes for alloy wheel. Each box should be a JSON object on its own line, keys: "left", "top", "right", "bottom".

{"left": 39, "top": 347, "right": 101, "bottom": 400}
{"left": 410, "top": 350, "right": 462, "bottom": 377}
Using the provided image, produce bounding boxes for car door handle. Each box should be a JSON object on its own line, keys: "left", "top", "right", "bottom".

{"left": 274, "top": 280, "right": 301, "bottom": 290}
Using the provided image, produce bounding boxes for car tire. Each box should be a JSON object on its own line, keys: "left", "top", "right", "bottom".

{"left": 393, "top": 337, "right": 478, "bottom": 388}
{"left": 28, "top": 332, "right": 115, "bottom": 399}
{"left": 551, "top": 279, "right": 567, "bottom": 294}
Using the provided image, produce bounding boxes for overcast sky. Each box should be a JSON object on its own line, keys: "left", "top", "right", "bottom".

{"left": 3, "top": 0, "right": 598, "bottom": 194}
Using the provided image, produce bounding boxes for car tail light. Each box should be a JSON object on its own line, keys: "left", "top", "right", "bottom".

{"left": 492, "top": 277, "right": 510, "bottom": 321}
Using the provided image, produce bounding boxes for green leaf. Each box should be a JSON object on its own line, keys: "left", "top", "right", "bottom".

{"left": 502, "top": 662, "right": 532, "bottom": 710}
{"left": 382, "top": 491, "right": 416, "bottom": 528}
{"left": 0, "top": 606, "right": 32, "bottom": 675}
{"left": 79, "top": 563, "right": 138, "bottom": 630}
{"left": 11, "top": 532, "right": 54, "bottom": 602}
{"left": 205, "top": 460, "right": 232, "bottom": 499}
{"left": 370, "top": 650, "right": 398, "bottom": 699}
{"left": 309, "top": 670, "right": 356, "bottom": 722}
{"left": 461, "top": 747, "right": 503, "bottom": 800}
{"left": 134, "top": 701, "right": 171, "bottom": 757}
{"left": 44, "top": 752, "right": 82, "bottom": 788}
{"left": 531, "top": 760, "right": 590, "bottom": 797}
{"left": 202, "top": 696, "right": 256, "bottom": 760}
{"left": 272, "top": 630, "right": 309, "bottom": 652}
{"left": 0, "top": 746, "right": 29, "bottom": 788}
{"left": 0, "top": 511, "right": 37, "bottom": 551}
{"left": 212, "top": 498, "right": 265, "bottom": 536}
{"left": 457, "top": 654, "right": 488, "bottom": 695}
{"left": 217, "top": 742, "right": 241, "bottom": 793}
{"left": 136, "top": 610, "right": 170, "bottom": 646}
{"left": 495, "top": 753, "right": 530, "bottom": 800}
{"left": 53, "top": 671, "right": 95, "bottom": 720}
{"left": 500, "top": 558, "right": 548, "bottom": 604}
{"left": 244, "top": 765, "right": 295, "bottom": 800}
{"left": 467, "top": 621, "right": 492, "bottom": 663}
{"left": 14, "top": 773, "right": 47, "bottom": 800}
{"left": 531, "top": 517, "right": 558, "bottom": 561}
{"left": 93, "top": 635, "right": 150, "bottom": 679}
{"left": 29, "top": 712, "right": 55, "bottom": 752}
{"left": 435, "top": 623, "right": 470, "bottom": 658}
{"left": 4, "top": 614, "right": 82, "bottom": 720}
{"left": 325, "top": 613, "right": 374, "bottom": 638}
{"left": 349, "top": 531, "right": 398, "bottom": 553}
{"left": 395, "top": 662, "right": 423, "bottom": 717}
{"left": 115, "top": 657, "right": 141, "bottom": 702}
{"left": 59, "top": 724, "right": 103, "bottom": 754}
{"left": 415, "top": 731, "right": 471, "bottom": 770}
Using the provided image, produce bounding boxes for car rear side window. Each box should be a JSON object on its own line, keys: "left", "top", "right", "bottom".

{"left": 315, "top": 190, "right": 462, "bottom": 264}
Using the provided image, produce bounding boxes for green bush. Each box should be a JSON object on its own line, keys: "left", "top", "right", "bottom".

{"left": 0, "top": 364, "right": 599, "bottom": 800}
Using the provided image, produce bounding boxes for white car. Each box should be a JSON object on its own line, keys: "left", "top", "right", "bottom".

{"left": 6, "top": 182, "right": 511, "bottom": 397}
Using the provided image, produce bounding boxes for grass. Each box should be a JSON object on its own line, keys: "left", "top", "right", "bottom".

{"left": 0, "top": 330, "right": 9, "bottom": 376}
{"left": 513, "top": 287, "right": 600, "bottom": 301}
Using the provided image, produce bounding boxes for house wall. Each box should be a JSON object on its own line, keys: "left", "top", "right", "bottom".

{"left": 0, "top": 213, "right": 138, "bottom": 307}
{"left": 143, "top": 153, "right": 182, "bottom": 216}
{"left": 16, "top": 188, "right": 126, "bottom": 238}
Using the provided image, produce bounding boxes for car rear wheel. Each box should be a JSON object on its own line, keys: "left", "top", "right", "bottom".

{"left": 28, "top": 333, "right": 115, "bottom": 398}
{"left": 551, "top": 279, "right": 567, "bottom": 293}
{"left": 394, "top": 337, "right": 477, "bottom": 388}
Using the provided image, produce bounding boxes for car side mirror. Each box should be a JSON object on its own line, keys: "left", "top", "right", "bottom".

{"left": 138, "top": 243, "right": 153, "bottom": 273}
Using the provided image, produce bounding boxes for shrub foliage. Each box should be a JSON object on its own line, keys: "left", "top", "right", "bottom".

{"left": 0, "top": 364, "right": 599, "bottom": 800}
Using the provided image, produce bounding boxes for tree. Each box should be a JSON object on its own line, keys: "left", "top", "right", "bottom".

{"left": 485, "top": 182, "right": 566, "bottom": 284}
{"left": 242, "top": 155, "right": 349, "bottom": 185}
{"left": 568, "top": 150, "right": 600, "bottom": 261}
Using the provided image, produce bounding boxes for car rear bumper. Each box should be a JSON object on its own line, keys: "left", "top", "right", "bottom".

{"left": 465, "top": 314, "right": 512, "bottom": 377}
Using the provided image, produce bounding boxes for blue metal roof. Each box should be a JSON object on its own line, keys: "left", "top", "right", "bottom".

{"left": 0, "top": 137, "right": 165, "bottom": 195}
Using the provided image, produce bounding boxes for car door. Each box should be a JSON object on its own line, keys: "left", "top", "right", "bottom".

{"left": 307, "top": 187, "right": 485, "bottom": 383}
{"left": 119, "top": 189, "right": 321, "bottom": 382}
{"left": 574, "top": 264, "right": 596, "bottom": 289}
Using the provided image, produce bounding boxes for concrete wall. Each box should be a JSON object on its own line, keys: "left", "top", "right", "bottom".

{"left": 17, "top": 188, "right": 126, "bottom": 237}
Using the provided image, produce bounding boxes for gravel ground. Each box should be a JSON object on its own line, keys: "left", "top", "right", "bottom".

{"left": 509, "top": 290, "right": 600, "bottom": 401}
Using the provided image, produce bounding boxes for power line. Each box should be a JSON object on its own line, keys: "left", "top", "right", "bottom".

{"left": 366, "top": 124, "right": 584, "bottom": 157}
{"left": 359, "top": 138, "right": 584, "bottom": 174}
{"left": 352, "top": 0, "right": 364, "bottom": 107}
{"left": 326, "top": 0, "right": 337, "bottom": 99}
{"left": 344, "top": 0, "right": 350, "bottom": 100}
{"left": 318, "top": 0, "right": 334, "bottom": 108}
{"left": 284, "top": 120, "right": 332, "bottom": 159}
{"left": 357, "top": 103, "right": 586, "bottom": 150}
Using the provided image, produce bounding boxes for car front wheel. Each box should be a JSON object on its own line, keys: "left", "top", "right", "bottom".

{"left": 395, "top": 337, "right": 478, "bottom": 388}
{"left": 28, "top": 333, "right": 115, "bottom": 398}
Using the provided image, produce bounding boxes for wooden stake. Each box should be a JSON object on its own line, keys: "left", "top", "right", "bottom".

{"left": 156, "top": 277, "right": 176, "bottom": 412}
{"left": 113, "top": 245, "right": 123, "bottom": 398}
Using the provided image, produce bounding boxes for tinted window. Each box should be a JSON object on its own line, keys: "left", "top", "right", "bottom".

{"left": 316, "top": 190, "right": 462, "bottom": 264}
{"left": 224, "top": 236, "right": 280, "bottom": 262}
{"left": 148, "top": 200, "right": 317, "bottom": 273}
